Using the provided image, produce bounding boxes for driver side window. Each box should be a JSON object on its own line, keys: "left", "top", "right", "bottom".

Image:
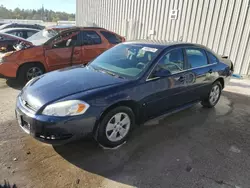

{"left": 152, "top": 48, "right": 185, "bottom": 77}
{"left": 52, "top": 31, "right": 80, "bottom": 49}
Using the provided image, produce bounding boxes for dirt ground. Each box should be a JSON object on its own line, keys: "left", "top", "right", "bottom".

{"left": 0, "top": 78, "right": 250, "bottom": 188}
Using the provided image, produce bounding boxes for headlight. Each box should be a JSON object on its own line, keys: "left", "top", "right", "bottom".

{"left": 42, "top": 100, "right": 90, "bottom": 117}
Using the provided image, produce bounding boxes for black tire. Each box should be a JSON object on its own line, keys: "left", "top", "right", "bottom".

{"left": 201, "top": 81, "right": 222, "bottom": 108}
{"left": 97, "top": 106, "right": 135, "bottom": 148}
{"left": 17, "top": 63, "right": 44, "bottom": 84}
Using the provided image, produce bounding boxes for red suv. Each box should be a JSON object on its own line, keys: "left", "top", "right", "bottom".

{"left": 0, "top": 27, "right": 125, "bottom": 83}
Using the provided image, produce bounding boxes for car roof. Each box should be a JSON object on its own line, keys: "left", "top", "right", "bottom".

{"left": 0, "top": 23, "right": 44, "bottom": 30}
{"left": 0, "top": 28, "right": 40, "bottom": 33}
{"left": 49, "top": 26, "right": 110, "bottom": 30}
{"left": 53, "top": 26, "right": 111, "bottom": 35}
{"left": 45, "top": 25, "right": 105, "bottom": 30}
{"left": 46, "top": 25, "right": 77, "bottom": 30}
{"left": 2, "top": 23, "right": 41, "bottom": 26}
{"left": 124, "top": 39, "right": 208, "bottom": 50}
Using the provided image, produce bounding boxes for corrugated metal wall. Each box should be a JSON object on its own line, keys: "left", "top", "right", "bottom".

{"left": 76, "top": 0, "right": 250, "bottom": 76}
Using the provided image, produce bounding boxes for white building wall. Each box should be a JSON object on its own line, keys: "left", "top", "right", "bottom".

{"left": 76, "top": 0, "right": 250, "bottom": 76}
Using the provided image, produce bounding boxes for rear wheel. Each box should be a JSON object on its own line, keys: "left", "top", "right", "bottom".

{"left": 96, "top": 106, "right": 135, "bottom": 148}
{"left": 201, "top": 81, "right": 222, "bottom": 108}
{"left": 17, "top": 63, "right": 44, "bottom": 84}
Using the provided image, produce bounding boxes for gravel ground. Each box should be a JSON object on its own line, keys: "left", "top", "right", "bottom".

{"left": 0, "top": 78, "right": 250, "bottom": 188}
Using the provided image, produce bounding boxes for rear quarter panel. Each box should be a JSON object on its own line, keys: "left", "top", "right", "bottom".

{"left": 212, "top": 61, "right": 232, "bottom": 87}
{"left": 218, "top": 58, "right": 233, "bottom": 86}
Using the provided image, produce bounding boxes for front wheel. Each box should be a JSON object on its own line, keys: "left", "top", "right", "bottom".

{"left": 201, "top": 81, "right": 222, "bottom": 108}
{"left": 17, "top": 63, "right": 44, "bottom": 84}
{"left": 96, "top": 106, "right": 135, "bottom": 148}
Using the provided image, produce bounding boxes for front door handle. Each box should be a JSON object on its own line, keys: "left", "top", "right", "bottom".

{"left": 74, "top": 51, "right": 80, "bottom": 55}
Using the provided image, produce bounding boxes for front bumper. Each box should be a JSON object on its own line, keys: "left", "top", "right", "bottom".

{"left": 15, "top": 97, "right": 97, "bottom": 145}
{"left": 0, "top": 62, "right": 18, "bottom": 78}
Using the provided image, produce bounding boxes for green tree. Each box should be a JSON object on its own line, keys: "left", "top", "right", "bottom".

{"left": 0, "top": 5, "right": 75, "bottom": 22}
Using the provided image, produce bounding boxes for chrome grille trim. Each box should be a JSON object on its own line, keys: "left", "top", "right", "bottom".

{"left": 19, "top": 96, "right": 37, "bottom": 113}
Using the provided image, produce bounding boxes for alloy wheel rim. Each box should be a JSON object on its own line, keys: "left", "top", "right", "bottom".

{"left": 26, "top": 67, "right": 43, "bottom": 80}
{"left": 106, "top": 112, "right": 131, "bottom": 142}
{"left": 209, "top": 85, "right": 220, "bottom": 105}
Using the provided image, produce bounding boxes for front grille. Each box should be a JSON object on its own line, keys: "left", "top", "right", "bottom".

{"left": 19, "top": 96, "right": 37, "bottom": 112}
{"left": 25, "top": 102, "right": 37, "bottom": 111}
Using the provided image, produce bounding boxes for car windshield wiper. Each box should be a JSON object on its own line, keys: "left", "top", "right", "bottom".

{"left": 86, "top": 64, "right": 97, "bottom": 70}
{"left": 101, "top": 69, "right": 125, "bottom": 79}
{"left": 98, "top": 68, "right": 125, "bottom": 79}
{"left": 87, "top": 65, "right": 125, "bottom": 79}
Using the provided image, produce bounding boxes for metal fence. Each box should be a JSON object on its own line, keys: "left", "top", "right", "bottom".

{"left": 0, "top": 19, "right": 44, "bottom": 24}
{"left": 76, "top": 0, "right": 250, "bottom": 76}
{"left": 0, "top": 19, "right": 76, "bottom": 27}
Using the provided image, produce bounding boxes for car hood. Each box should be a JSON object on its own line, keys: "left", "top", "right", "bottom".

{"left": 21, "top": 66, "right": 127, "bottom": 110}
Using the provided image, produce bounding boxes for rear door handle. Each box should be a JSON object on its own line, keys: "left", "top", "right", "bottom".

{"left": 74, "top": 51, "right": 80, "bottom": 55}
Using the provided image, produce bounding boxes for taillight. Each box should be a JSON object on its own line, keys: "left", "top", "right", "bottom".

{"left": 230, "top": 62, "right": 234, "bottom": 72}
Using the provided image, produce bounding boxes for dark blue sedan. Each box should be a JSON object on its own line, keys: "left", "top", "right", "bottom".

{"left": 16, "top": 40, "right": 233, "bottom": 147}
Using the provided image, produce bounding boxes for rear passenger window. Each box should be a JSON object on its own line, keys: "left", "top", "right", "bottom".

{"left": 185, "top": 49, "right": 208, "bottom": 68}
{"left": 207, "top": 51, "right": 219, "bottom": 64}
{"left": 82, "top": 31, "right": 101, "bottom": 45}
{"left": 100, "top": 31, "right": 122, "bottom": 44}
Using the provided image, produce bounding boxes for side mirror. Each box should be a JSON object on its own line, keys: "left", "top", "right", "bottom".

{"left": 153, "top": 69, "right": 171, "bottom": 78}
{"left": 52, "top": 42, "right": 58, "bottom": 48}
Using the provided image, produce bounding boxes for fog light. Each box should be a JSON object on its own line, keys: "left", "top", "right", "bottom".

{"left": 40, "top": 135, "right": 45, "bottom": 139}
{"left": 51, "top": 135, "right": 56, "bottom": 140}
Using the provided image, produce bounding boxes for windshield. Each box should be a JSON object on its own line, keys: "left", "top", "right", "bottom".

{"left": 27, "top": 29, "right": 58, "bottom": 45}
{"left": 89, "top": 43, "right": 162, "bottom": 79}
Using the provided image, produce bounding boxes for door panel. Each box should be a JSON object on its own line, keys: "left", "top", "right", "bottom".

{"left": 71, "top": 47, "right": 82, "bottom": 65}
{"left": 184, "top": 48, "right": 215, "bottom": 100}
{"left": 45, "top": 31, "right": 82, "bottom": 71}
{"left": 45, "top": 46, "right": 82, "bottom": 71}
{"left": 143, "top": 48, "right": 191, "bottom": 119}
{"left": 144, "top": 73, "right": 188, "bottom": 119}
{"left": 45, "top": 47, "right": 72, "bottom": 71}
{"left": 187, "top": 65, "right": 216, "bottom": 100}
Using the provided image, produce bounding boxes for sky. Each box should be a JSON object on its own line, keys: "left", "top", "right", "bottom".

{"left": 0, "top": 0, "right": 76, "bottom": 13}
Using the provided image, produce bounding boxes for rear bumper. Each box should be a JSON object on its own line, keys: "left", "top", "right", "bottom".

{"left": 224, "top": 75, "right": 232, "bottom": 86}
{"left": 0, "top": 62, "right": 18, "bottom": 78}
{"left": 15, "top": 96, "right": 97, "bottom": 145}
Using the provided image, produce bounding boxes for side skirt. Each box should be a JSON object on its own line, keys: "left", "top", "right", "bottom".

{"left": 143, "top": 100, "right": 200, "bottom": 125}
